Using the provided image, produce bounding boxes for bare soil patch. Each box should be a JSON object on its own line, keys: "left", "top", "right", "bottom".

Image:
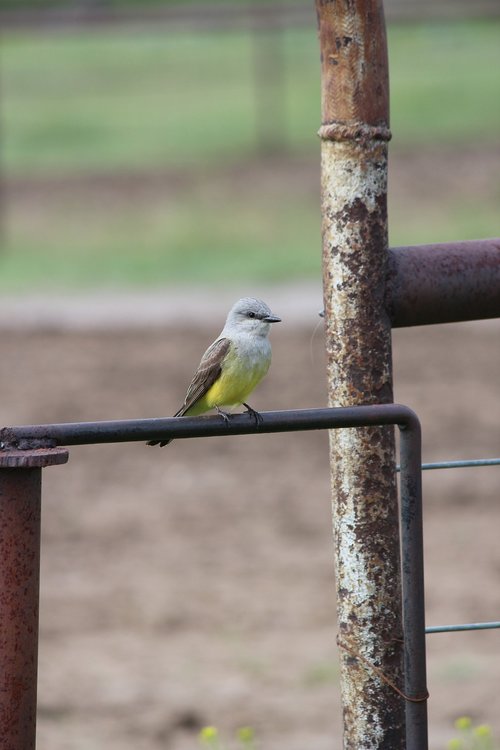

{"left": 1, "top": 317, "right": 499, "bottom": 749}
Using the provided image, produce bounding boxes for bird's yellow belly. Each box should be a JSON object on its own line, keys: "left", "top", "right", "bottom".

{"left": 196, "top": 347, "right": 270, "bottom": 414}
{"left": 205, "top": 367, "right": 261, "bottom": 409}
{"left": 184, "top": 341, "right": 271, "bottom": 416}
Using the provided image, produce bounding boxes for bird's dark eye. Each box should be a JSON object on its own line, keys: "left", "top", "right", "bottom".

{"left": 247, "top": 311, "right": 256, "bottom": 318}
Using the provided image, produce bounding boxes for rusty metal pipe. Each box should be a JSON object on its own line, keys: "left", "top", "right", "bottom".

{"left": 0, "top": 469, "right": 40, "bottom": 750}
{"left": 2, "top": 404, "right": 416, "bottom": 448}
{"left": 316, "top": 0, "right": 406, "bottom": 746}
{"left": 388, "top": 238, "right": 500, "bottom": 327}
{"left": 0, "top": 449, "right": 68, "bottom": 750}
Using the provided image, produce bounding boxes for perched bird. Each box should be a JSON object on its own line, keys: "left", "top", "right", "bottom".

{"left": 148, "top": 297, "right": 281, "bottom": 446}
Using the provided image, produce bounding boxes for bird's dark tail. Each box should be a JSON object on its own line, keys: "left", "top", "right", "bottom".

{"left": 147, "top": 406, "right": 186, "bottom": 447}
{"left": 147, "top": 438, "right": 172, "bottom": 447}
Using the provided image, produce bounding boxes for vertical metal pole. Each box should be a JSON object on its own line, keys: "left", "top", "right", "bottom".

{"left": 0, "top": 448, "right": 68, "bottom": 750}
{"left": 399, "top": 418, "right": 429, "bottom": 749}
{"left": 316, "top": 1, "right": 404, "bottom": 748}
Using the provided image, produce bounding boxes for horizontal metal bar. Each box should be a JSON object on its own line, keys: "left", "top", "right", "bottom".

{"left": 0, "top": 404, "right": 418, "bottom": 450}
{"left": 426, "top": 621, "right": 500, "bottom": 634}
{"left": 387, "top": 238, "right": 500, "bottom": 327}
{"left": 319, "top": 238, "right": 500, "bottom": 328}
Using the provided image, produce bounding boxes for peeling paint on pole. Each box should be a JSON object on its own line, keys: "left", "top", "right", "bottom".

{"left": 316, "top": 1, "right": 405, "bottom": 748}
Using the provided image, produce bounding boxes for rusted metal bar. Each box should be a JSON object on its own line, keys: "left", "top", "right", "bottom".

{"left": 2, "top": 404, "right": 415, "bottom": 448}
{"left": 316, "top": 0, "right": 406, "bottom": 747}
{"left": 0, "top": 448, "right": 68, "bottom": 750}
{"left": 320, "top": 237, "right": 500, "bottom": 327}
{"left": 387, "top": 238, "right": 500, "bottom": 327}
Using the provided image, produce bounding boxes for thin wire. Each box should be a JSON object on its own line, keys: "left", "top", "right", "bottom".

{"left": 309, "top": 315, "right": 324, "bottom": 366}
{"left": 397, "top": 458, "right": 500, "bottom": 473}
{"left": 396, "top": 458, "right": 500, "bottom": 636}
{"left": 426, "top": 621, "right": 500, "bottom": 634}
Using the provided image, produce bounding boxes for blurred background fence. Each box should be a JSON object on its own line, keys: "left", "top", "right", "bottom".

{"left": 1, "top": 0, "right": 500, "bottom": 291}
{"left": 2, "top": 0, "right": 500, "bottom": 27}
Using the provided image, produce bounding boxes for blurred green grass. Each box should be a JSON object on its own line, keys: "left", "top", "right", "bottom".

{"left": 3, "top": 167, "right": 321, "bottom": 289}
{"left": 3, "top": 30, "right": 261, "bottom": 174}
{"left": 2, "top": 20, "right": 500, "bottom": 289}
{"left": 4, "top": 22, "right": 500, "bottom": 173}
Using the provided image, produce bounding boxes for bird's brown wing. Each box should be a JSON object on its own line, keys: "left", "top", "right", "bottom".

{"left": 175, "top": 337, "right": 231, "bottom": 416}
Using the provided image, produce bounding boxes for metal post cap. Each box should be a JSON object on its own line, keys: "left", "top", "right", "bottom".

{"left": 0, "top": 447, "right": 69, "bottom": 468}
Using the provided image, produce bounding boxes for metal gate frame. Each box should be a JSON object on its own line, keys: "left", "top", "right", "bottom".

{"left": 0, "top": 404, "right": 426, "bottom": 748}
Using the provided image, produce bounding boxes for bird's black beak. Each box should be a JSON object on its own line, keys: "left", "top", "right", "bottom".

{"left": 264, "top": 315, "right": 281, "bottom": 323}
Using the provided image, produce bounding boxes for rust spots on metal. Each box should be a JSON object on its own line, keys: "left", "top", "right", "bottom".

{"left": 0, "top": 447, "right": 69, "bottom": 468}
{"left": 0, "top": 449, "right": 68, "bottom": 749}
{"left": 315, "top": 0, "right": 390, "bottom": 130}
{"left": 0, "top": 467, "right": 41, "bottom": 750}
{"left": 387, "top": 238, "right": 500, "bottom": 327}
{"left": 0, "top": 427, "right": 59, "bottom": 453}
{"left": 318, "top": 122, "right": 391, "bottom": 143}
{"left": 316, "top": 0, "right": 404, "bottom": 747}
{"left": 321, "top": 140, "right": 393, "bottom": 407}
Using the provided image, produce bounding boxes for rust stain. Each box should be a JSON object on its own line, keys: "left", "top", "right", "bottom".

{"left": 316, "top": 0, "right": 404, "bottom": 747}
{"left": 387, "top": 239, "right": 500, "bottom": 327}
{"left": 0, "top": 452, "right": 68, "bottom": 748}
{"left": 316, "top": 0, "right": 390, "bottom": 128}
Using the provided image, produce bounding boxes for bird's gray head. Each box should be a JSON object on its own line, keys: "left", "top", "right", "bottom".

{"left": 223, "top": 297, "right": 281, "bottom": 337}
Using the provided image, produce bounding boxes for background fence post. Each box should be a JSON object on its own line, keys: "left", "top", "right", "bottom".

{"left": 315, "top": 1, "right": 405, "bottom": 747}
{"left": 251, "top": 15, "right": 288, "bottom": 154}
{"left": 0, "top": 448, "right": 68, "bottom": 750}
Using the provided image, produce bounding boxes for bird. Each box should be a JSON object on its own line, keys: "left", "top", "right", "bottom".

{"left": 148, "top": 297, "right": 281, "bottom": 446}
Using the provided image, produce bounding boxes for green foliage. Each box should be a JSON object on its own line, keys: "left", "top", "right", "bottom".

{"left": 447, "top": 717, "right": 498, "bottom": 750}
{"left": 199, "top": 726, "right": 257, "bottom": 750}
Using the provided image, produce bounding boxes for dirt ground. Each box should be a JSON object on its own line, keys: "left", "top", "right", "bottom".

{"left": 1, "top": 314, "right": 499, "bottom": 750}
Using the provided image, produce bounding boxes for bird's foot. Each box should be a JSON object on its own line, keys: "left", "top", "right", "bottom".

{"left": 215, "top": 406, "right": 231, "bottom": 428}
{"left": 243, "top": 403, "right": 263, "bottom": 427}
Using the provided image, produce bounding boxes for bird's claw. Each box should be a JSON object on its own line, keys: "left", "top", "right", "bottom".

{"left": 215, "top": 406, "right": 231, "bottom": 428}
{"left": 243, "top": 403, "right": 263, "bottom": 427}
